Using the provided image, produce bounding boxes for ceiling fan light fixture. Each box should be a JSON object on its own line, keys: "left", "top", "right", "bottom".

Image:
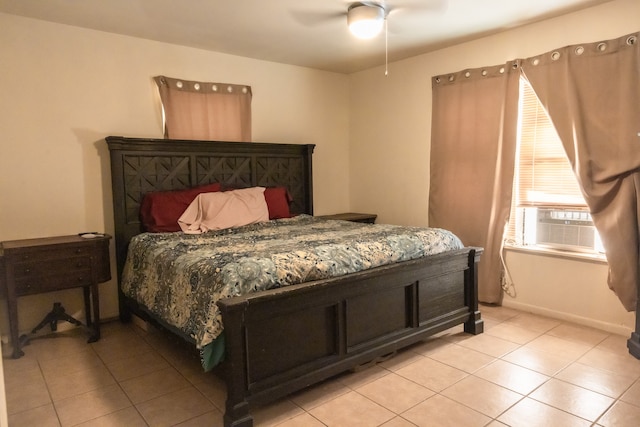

{"left": 347, "top": 3, "right": 385, "bottom": 39}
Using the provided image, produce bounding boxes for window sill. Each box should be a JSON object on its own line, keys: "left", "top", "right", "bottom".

{"left": 504, "top": 243, "right": 607, "bottom": 265}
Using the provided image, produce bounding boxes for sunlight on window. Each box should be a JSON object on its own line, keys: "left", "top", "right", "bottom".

{"left": 508, "top": 78, "right": 604, "bottom": 255}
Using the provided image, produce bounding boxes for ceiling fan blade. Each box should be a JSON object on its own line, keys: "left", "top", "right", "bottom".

{"left": 289, "top": 9, "right": 345, "bottom": 27}
{"left": 386, "top": 0, "right": 447, "bottom": 15}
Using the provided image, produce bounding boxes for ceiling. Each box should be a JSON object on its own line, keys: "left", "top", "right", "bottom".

{"left": 0, "top": 0, "right": 614, "bottom": 74}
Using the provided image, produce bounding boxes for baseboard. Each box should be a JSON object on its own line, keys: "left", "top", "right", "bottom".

{"left": 502, "top": 300, "right": 634, "bottom": 337}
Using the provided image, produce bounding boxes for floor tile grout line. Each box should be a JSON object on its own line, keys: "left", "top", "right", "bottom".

{"left": 554, "top": 361, "right": 640, "bottom": 399}
{"left": 525, "top": 392, "right": 612, "bottom": 425}
{"left": 490, "top": 357, "right": 640, "bottom": 425}
{"left": 109, "top": 333, "right": 219, "bottom": 425}
{"left": 51, "top": 362, "right": 138, "bottom": 426}
{"left": 6, "top": 306, "right": 640, "bottom": 426}
{"left": 30, "top": 333, "right": 112, "bottom": 425}
{"left": 34, "top": 329, "right": 149, "bottom": 427}
{"left": 39, "top": 347, "right": 64, "bottom": 426}
{"left": 381, "top": 323, "right": 638, "bottom": 424}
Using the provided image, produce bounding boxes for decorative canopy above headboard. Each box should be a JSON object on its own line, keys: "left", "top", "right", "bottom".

{"left": 106, "top": 136, "right": 315, "bottom": 278}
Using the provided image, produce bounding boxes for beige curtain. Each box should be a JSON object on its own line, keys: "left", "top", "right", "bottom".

{"left": 429, "top": 62, "right": 520, "bottom": 304}
{"left": 154, "top": 75, "right": 252, "bottom": 141}
{"left": 521, "top": 32, "right": 640, "bottom": 311}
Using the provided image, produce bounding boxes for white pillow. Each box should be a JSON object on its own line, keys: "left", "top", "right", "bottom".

{"left": 178, "top": 187, "right": 269, "bottom": 234}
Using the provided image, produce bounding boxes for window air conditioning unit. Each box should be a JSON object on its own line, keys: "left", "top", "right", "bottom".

{"left": 523, "top": 208, "right": 603, "bottom": 253}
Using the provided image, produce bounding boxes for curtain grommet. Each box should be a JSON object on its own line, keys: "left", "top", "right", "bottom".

{"left": 551, "top": 51, "right": 561, "bottom": 61}
{"left": 448, "top": 75, "right": 455, "bottom": 82}
{"left": 481, "top": 70, "right": 488, "bottom": 76}
{"left": 211, "top": 84, "right": 218, "bottom": 92}
{"left": 194, "top": 83, "right": 200, "bottom": 91}
{"left": 242, "top": 87, "right": 248, "bottom": 94}
{"left": 227, "top": 85, "right": 234, "bottom": 93}
{"left": 176, "top": 81, "right": 183, "bottom": 89}
{"left": 627, "top": 36, "right": 637, "bottom": 46}
{"left": 532, "top": 58, "right": 540, "bottom": 66}
{"left": 575, "top": 46, "right": 584, "bottom": 56}
{"left": 499, "top": 67, "right": 505, "bottom": 74}
{"left": 597, "top": 42, "right": 607, "bottom": 52}
{"left": 464, "top": 71, "right": 471, "bottom": 78}
{"left": 434, "top": 77, "right": 441, "bottom": 83}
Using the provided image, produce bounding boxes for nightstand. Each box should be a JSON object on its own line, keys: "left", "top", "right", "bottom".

{"left": 317, "top": 212, "right": 377, "bottom": 224}
{"left": 1, "top": 234, "right": 111, "bottom": 358}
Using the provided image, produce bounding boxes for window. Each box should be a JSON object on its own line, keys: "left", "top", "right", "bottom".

{"left": 507, "top": 78, "right": 604, "bottom": 254}
{"left": 154, "top": 75, "right": 252, "bottom": 142}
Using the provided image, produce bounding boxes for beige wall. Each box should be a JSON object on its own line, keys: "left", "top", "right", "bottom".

{"left": 0, "top": 13, "right": 350, "bottom": 333}
{"left": 1, "top": 1, "right": 638, "bottom": 341}
{"left": 2, "top": 0, "right": 637, "bottom": 421}
{"left": 349, "top": 0, "right": 639, "bottom": 333}
{"left": 503, "top": 250, "right": 633, "bottom": 334}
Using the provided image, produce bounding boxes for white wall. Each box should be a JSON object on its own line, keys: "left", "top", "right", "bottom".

{"left": 0, "top": 0, "right": 637, "bottom": 348}
{"left": 503, "top": 249, "right": 633, "bottom": 335}
{"left": 2, "top": 1, "right": 637, "bottom": 423}
{"left": 349, "top": 0, "right": 639, "bottom": 333}
{"left": 0, "top": 13, "right": 351, "bottom": 334}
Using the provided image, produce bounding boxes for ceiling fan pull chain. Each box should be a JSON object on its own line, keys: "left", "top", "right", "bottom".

{"left": 384, "top": 18, "right": 388, "bottom": 76}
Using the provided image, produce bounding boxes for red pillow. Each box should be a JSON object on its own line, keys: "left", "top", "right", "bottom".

{"left": 264, "top": 187, "right": 293, "bottom": 219}
{"left": 140, "top": 183, "right": 222, "bottom": 232}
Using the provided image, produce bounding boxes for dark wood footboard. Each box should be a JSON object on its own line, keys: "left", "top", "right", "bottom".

{"left": 217, "top": 247, "right": 483, "bottom": 427}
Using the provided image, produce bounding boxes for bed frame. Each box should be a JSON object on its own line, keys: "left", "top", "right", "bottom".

{"left": 107, "top": 136, "right": 483, "bottom": 427}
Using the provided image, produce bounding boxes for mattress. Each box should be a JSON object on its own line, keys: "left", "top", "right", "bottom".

{"left": 121, "top": 215, "right": 464, "bottom": 357}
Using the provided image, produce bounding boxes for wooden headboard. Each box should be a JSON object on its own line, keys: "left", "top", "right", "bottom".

{"left": 106, "top": 136, "right": 315, "bottom": 280}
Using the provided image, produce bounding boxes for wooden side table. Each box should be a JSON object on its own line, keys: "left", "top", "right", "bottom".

{"left": 317, "top": 212, "right": 377, "bottom": 224}
{"left": 0, "top": 234, "right": 111, "bottom": 358}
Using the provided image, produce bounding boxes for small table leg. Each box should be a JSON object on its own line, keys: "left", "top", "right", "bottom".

{"left": 18, "top": 302, "right": 83, "bottom": 353}
{"left": 6, "top": 265, "right": 24, "bottom": 359}
{"left": 8, "top": 297, "right": 23, "bottom": 359}
{"left": 83, "top": 286, "right": 92, "bottom": 327}
{"left": 88, "top": 283, "right": 100, "bottom": 343}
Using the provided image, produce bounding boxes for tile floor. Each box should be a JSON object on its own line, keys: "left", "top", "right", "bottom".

{"left": 3, "top": 304, "right": 640, "bottom": 426}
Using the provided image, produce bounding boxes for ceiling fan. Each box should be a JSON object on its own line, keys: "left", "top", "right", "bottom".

{"left": 290, "top": 1, "right": 447, "bottom": 36}
{"left": 290, "top": 1, "right": 447, "bottom": 74}
{"left": 347, "top": 3, "right": 387, "bottom": 39}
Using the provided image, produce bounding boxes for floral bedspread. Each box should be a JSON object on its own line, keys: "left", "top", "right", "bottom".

{"left": 122, "top": 215, "right": 463, "bottom": 350}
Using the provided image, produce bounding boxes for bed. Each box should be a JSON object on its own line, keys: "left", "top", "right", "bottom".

{"left": 107, "top": 136, "right": 484, "bottom": 427}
